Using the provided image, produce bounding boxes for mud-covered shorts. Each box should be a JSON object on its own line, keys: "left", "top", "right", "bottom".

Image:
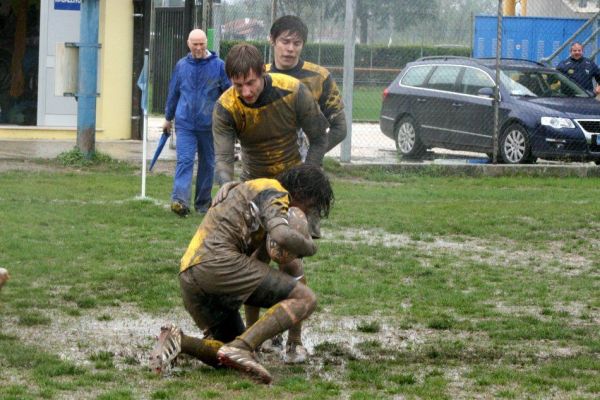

{"left": 179, "top": 251, "right": 297, "bottom": 343}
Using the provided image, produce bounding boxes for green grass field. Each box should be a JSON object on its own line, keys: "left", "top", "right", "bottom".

{"left": 0, "top": 159, "right": 599, "bottom": 399}
{"left": 341, "top": 85, "right": 384, "bottom": 122}
{"left": 153, "top": 85, "right": 384, "bottom": 122}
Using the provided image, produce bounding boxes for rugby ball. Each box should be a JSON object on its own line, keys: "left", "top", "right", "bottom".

{"left": 266, "top": 207, "right": 309, "bottom": 264}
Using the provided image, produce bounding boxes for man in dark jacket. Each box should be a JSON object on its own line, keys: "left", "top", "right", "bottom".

{"left": 164, "top": 29, "right": 231, "bottom": 217}
{"left": 557, "top": 42, "right": 600, "bottom": 95}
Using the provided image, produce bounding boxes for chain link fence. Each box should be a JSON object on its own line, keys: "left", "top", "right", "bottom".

{"left": 213, "top": 0, "right": 484, "bottom": 163}
{"left": 152, "top": 0, "right": 600, "bottom": 164}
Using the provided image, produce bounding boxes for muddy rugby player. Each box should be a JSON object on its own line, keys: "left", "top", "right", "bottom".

{"left": 150, "top": 165, "right": 334, "bottom": 384}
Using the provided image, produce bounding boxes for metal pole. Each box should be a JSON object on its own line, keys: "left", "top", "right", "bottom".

{"left": 470, "top": 12, "right": 474, "bottom": 57}
{"left": 184, "top": 0, "right": 194, "bottom": 32}
{"left": 341, "top": 0, "right": 355, "bottom": 163}
{"left": 493, "top": 0, "right": 503, "bottom": 164}
{"left": 213, "top": 2, "right": 221, "bottom": 54}
{"left": 269, "top": 0, "right": 277, "bottom": 64}
{"left": 141, "top": 49, "right": 149, "bottom": 199}
{"left": 77, "top": 0, "right": 100, "bottom": 158}
{"left": 202, "top": 0, "right": 212, "bottom": 31}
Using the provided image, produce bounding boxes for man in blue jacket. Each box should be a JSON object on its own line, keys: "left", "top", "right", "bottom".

{"left": 557, "top": 42, "right": 600, "bottom": 95}
{"left": 164, "top": 29, "right": 231, "bottom": 217}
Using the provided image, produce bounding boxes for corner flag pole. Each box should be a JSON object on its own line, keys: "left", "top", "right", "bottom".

{"left": 138, "top": 49, "right": 149, "bottom": 198}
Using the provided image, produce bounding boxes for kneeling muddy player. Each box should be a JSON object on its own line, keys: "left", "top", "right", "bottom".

{"left": 150, "top": 165, "right": 334, "bottom": 383}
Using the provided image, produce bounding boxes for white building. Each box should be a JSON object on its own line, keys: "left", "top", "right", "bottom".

{"left": 527, "top": 0, "right": 599, "bottom": 18}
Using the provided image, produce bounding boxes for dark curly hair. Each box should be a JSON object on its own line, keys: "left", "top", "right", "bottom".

{"left": 270, "top": 15, "right": 308, "bottom": 44}
{"left": 277, "top": 164, "right": 334, "bottom": 218}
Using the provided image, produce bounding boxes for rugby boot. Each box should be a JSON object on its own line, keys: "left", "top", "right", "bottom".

{"left": 149, "top": 324, "right": 182, "bottom": 374}
{"left": 284, "top": 342, "right": 308, "bottom": 364}
{"left": 217, "top": 345, "right": 273, "bottom": 384}
{"left": 260, "top": 334, "right": 284, "bottom": 353}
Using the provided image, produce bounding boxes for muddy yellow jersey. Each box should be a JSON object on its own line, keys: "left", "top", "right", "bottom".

{"left": 267, "top": 60, "right": 344, "bottom": 120}
{"left": 213, "top": 73, "right": 328, "bottom": 183}
{"left": 180, "top": 178, "right": 290, "bottom": 273}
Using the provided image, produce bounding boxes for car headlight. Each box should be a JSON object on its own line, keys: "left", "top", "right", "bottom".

{"left": 540, "top": 117, "right": 575, "bottom": 129}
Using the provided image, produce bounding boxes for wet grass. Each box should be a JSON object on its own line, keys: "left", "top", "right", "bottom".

{"left": 0, "top": 162, "right": 598, "bottom": 399}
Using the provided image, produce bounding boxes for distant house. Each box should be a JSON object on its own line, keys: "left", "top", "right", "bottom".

{"left": 527, "top": 0, "right": 598, "bottom": 18}
{"left": 222, "top": 18, "right": 265, "bottom": 41}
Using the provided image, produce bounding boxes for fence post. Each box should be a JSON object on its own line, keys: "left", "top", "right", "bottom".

{"left": 341, "top": 0, "right": 356, "bottom": 163}
{"left": 493, "top": 0, "right": 503, "bottom": 164}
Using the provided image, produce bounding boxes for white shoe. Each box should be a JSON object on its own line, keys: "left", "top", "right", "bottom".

{"left": 260, "top": 334, "right": 284, "bottom": 353}
{"left": 217, "top": 345, "right": 273, "bottom": 384}
{"left": 149, "top": 324, "right": 182, "bottom": 374}
{"left": 284, "top": 342, "right": 308, "bottom": 364}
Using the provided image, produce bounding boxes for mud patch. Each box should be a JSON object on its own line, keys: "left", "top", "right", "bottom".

{"left": 325, "top": 228, "right": 596, "bottom": 274}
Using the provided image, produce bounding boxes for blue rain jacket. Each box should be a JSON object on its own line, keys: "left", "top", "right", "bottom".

{"left": 165, "top": 51, "right": 231, "bottom": 131}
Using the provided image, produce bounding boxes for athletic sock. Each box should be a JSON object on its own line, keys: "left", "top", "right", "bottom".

{"left": 236, "top": 303, "right": 295, "bottom": 350}
{"left": 181, "top": 334, "right": 223, "bottom": 368}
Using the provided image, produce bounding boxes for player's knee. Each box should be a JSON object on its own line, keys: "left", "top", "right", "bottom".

{"left": 302, "top": 285, "right": 317, "bottom": 316}
{"left": 289, "top": 282, "right": 316, "bottom": 314}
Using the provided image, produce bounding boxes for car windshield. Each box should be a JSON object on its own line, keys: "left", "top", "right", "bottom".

{"left": 499, "top": 68, "right": 590, "bottom": 98}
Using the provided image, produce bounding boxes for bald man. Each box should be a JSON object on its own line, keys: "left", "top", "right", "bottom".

{"left": 164, "top": 29, "right": 231, "bottom": 217}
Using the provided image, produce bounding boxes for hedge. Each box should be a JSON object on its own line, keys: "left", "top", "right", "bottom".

{"left": 218, "top": 40, "right": 471, "bottom": 85}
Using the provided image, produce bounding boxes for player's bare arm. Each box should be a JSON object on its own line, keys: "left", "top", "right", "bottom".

{"left": 268, "top": 222, "right": 316, "bottom": 258}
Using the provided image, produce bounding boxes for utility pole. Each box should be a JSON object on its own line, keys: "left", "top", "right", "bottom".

{"left": 341, "top": 0, "right": 356, "bottom": 163}
{"left": 493, "top": 0, "right": 503, "bottom": 164}
{"left": 77, "top": 0, "right": 100, "bottom": 158}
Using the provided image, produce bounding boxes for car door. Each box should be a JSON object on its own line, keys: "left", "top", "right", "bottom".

{"left": 417, "top": 65, "right": 463, "bottom": 146}
{"left": 452, "top": 66, "right": 495, "bottom": 150}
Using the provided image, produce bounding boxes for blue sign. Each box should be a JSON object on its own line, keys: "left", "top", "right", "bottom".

{"left": 54, "top": 0, "right": 81, "bottom": 11}
{"left": 473, "top": 15, "right": 600, "bottom": 66}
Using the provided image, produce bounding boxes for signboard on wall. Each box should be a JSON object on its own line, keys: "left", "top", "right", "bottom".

{"left": 54, "top": 0, "right": 81, "bottom": 11}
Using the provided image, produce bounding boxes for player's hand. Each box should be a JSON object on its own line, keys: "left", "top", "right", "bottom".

{"left": 211, "top": 181, "right": 240, "bottom": 207}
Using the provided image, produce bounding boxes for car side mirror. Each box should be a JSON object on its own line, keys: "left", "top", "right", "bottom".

{"left": 478, "top": 87, "right": 494, "bottom": 97}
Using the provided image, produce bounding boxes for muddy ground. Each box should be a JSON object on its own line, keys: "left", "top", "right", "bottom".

{"left": 1, "top": 159, "right": 598, "bottom": 399}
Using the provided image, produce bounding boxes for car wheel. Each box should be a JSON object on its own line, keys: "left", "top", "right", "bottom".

{"left": 500, "top": 124, "right": 533, "bottom": 164}
{"left": 395, "top": 117, "right": 425, "bottom": 159}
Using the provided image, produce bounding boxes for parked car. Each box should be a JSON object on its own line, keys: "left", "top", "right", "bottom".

{"left": 379, "top": 56, "right": 600, "bottom": 164}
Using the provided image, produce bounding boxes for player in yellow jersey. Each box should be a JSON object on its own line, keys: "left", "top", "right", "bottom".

{"left": 252, "top": 16, "right": 348, "bottom": 363}
{"left": 267, "top": 15, "right": 347, "bottom": 157}
{"left": 213, "top": 43, "right": 329, "bottom": 185}
{"left": 213, "top": 43, "right": 332, "bottom": 364}
{"left": 149, "top": 165, "right": 334, "bottom": 384}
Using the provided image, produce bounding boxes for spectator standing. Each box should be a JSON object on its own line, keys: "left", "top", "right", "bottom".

{"left": 164, "top": 29, "right": 231, "bottom": 217}
{"left": 556, "top": 42, "right": 600, "bottom": 95}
